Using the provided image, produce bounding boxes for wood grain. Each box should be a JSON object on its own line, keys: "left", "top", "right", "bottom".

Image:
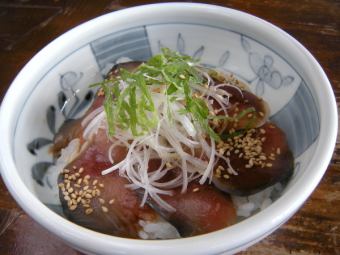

{"left": 0, "top": 0, "right": 339, "bottom": 254}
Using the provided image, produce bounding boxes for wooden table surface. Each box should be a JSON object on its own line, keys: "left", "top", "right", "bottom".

{"left": 0, "top": 0, "right": 339, "bottom": 254}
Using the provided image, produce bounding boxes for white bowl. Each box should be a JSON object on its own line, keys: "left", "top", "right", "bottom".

{"left": 0, "top": 3, "right": 337, "bottom": 255}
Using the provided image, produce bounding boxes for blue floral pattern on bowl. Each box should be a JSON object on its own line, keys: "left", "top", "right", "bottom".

{"left": 27, "top": 71, "right": 94, "bottom": 187}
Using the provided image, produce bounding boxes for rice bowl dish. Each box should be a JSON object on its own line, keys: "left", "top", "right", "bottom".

{"left": 0, "top": 3, "right": 336, "bottom": 254}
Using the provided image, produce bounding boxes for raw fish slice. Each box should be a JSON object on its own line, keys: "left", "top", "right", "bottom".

{"left": 213, "top": 123, "right": 294, "bottom": 196}
{"left": 146, "top": 182, "right": 236, "bottom": 237}
{"left": 58, "top": 128, "right": 178, "bottom": 238}
{"left": 211, "top": 85, "right": 270, "bottom": 132}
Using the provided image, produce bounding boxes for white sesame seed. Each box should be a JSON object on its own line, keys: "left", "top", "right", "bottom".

{"left": 85, "top": 208, "right": 93, "bottom": 215}
{"left": 85, "top": 194, "right": 92, "bottom": 199}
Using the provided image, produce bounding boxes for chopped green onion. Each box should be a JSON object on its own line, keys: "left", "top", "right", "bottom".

{"left": 93, "top": 48, "right": 221, "bottom": 140}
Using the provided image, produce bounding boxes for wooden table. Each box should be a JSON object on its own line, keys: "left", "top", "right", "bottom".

{"left": 0, "top": 0, "right": 339, "bottom": 254}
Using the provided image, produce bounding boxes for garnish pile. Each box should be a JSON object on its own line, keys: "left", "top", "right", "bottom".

{"left": 83, "top": 49, "right": 258, "bottom": 211}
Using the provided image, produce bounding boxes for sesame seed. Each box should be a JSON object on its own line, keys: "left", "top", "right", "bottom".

{"left": 84, "top": 175, "right": 90, "bottom": 180}
{"left": 109, "top": 199, "right": 115, "bottom": 204}
{"left": 71, "top": 193, "right": 77, "bottom": 199}
{"left": 64, "top": 195, "right": 71, "bottom": 201}
{"left": 79, "top": 167, "right": 84, "bottom": 173}
{"left": 85, "top": 208, "right": 93, "bottom": 215}
{"left": 266, "top": 163, "right": 273, "bottom": 167}
{"left": 217, "top": 141, "right": 224, "bottom": 149}
{"left": 83, "top": 186, "right": 89, "bottom": 191}
{"left": 74, "top": 184, "right": 81, "bottom": 188}
{"left": 69, "top": 205, "right": 77, "bottom": 211}
{"left": 193, "top": 188, "right": 199, "bottom": 192}
{"left": 276, "top": 148, "right": 281, "bottom": 155}
{"left": 64, "top": 174, "right": 69, "bottom": 179}
{"left": 85, "top": 194, "right": 92, "bottom": 199}
{"left": 72, "top": 166, "right": 77, "bottom": 169}
{"left": 218, "top": 148, "right": 226, "bottom": 155}
{"left": 64, "top": 169, "right": 70, "bottom": 174}
{"left": 99, "top": 198, "right": 105, "bottom": 204}
{"left": 259, "top": 112, "right": 264, "bottom": 117}
{"left": 223, "top": 174, "right": 229, "bottom": 179}
{"left": 93, "top": 180, "right": 98, "bottom": 185}
{"left": 101, "top": 206, "right": 109, "bottom": 213}
{"left": 99, "top": 183, "right": 104, "bottom": 188}
{"left": 68, "top": 188, "right": 74, "bottom": 193}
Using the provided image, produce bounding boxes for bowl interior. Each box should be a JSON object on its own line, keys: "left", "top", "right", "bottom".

{"left": 13, "top": 20, "right": 320, "bottom": 208}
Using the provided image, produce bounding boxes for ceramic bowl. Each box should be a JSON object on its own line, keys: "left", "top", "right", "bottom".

{"left": 0, "top": 3, "right": 337, "bottom": 255}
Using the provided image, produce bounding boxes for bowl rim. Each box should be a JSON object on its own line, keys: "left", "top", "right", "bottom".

{"left": 0, "top": 3, "right": 337, "bottom": 254}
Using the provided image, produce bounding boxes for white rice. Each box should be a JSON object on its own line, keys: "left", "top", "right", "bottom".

{"left": 231, "top": 183, "right": 283, "bottom": 218}
{"left": 42, "top": 138, "right": 81, "bottom": 205}
{"left": 138, "top": 219, "right": 180, "bottom": 239}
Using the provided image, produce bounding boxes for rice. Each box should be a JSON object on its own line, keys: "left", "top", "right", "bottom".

{"left": 43, "top": 138, "right": 81, "bottom": 205}
{"left": 232, "top": 183, "right": 283, "bottom": 218}
{"left": 138, "top": 219, "right": 180, "bottom": 239}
